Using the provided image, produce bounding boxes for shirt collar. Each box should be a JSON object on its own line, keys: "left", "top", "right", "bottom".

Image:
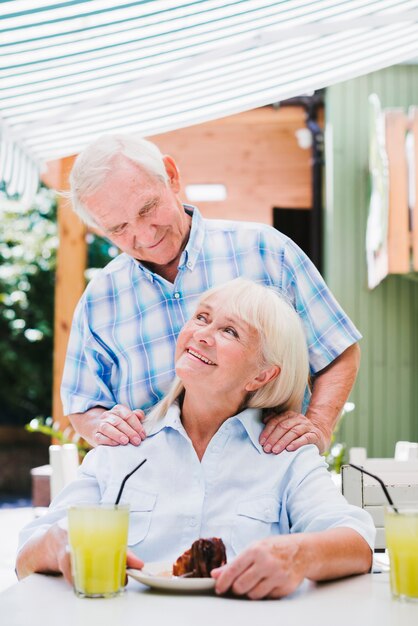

{"left": 146, "top": 403, "right": 183, "bottom": 437}
{"left": 147, "top": 403, "right": 264, "bottom": 454}
{"left": 233, "top": 407, "right": 264, "bottom": 454}
{"left": 179, "top": 204, "right": 204, "bottom": 272}
{"left": 132, "top": 204, "right": 204, "bottom": 278}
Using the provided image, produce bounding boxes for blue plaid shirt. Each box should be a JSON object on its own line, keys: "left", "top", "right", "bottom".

{"left": 61, "top": 206, "right": 361, "bottom": 416}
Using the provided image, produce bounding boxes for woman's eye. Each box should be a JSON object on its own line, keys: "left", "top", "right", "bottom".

{"left": 195, "top": 313, "right": 207, "bottom": 322}
{"left": 224, "top": 327, "right": 238, "bottom": 338}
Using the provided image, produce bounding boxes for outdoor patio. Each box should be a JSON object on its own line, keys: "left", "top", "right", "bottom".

{"left": 1, "top": 2, "right": 418, "bottom": 623}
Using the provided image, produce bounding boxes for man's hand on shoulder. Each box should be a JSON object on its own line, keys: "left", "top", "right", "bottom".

{"left": 69, "top": 405, "right": 147, "bottom": 448}
{"left": 259, "top": 410, "right": 331, "bottom": 455}
{"left": 95, "top": 405, "right": 147, "bottom": 447}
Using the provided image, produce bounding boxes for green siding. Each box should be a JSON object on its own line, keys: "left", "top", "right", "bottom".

{"left": 325, "top": 65, "right": 418, "bottom": 457}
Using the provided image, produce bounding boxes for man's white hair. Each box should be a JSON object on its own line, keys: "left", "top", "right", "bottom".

{"left": 145, "top": 278, "right": 310, "bottom": 431}
{"left": 69, "top": 134, "right": 169, "bottom": 228}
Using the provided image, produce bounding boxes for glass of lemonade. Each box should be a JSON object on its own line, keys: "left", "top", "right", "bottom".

{"left": 384, "top": 504, "right": 418, "bottom": 602}
{"left": 68, "top": 504, "right": 130, "bottom": 598}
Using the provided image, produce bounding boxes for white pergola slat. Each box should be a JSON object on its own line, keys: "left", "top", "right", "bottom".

{"left": 1, "top": 0, "right": 418, "bottom": 204}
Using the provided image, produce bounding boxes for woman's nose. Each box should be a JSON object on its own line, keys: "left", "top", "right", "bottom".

{"left": 194, "top": 326, "right": 215, "bottom": 344}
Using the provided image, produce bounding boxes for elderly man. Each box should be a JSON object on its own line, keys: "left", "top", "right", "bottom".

{"left": 63, "top": 134, "right": 360, "bottom": 454}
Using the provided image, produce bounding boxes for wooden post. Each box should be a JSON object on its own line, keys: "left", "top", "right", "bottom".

{"left": 410, "top": 107, "right": 418, "bottom": 272}
{"left": 385, "top": 110, "right": 410, "bottom": 274}
{"left": 43, "top": 156, "right": 87, "bottom": 429}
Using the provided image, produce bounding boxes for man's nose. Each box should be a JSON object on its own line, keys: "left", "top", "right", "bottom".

{"left": 134, "top": 225, "right": 158, "bottom": 248}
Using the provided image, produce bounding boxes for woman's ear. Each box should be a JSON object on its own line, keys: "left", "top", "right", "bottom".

{"left": 245, "top": 365, "right": 280, "bottom": 392}
{"left": 163, "top": 155, "right": 181, "bottom": 193}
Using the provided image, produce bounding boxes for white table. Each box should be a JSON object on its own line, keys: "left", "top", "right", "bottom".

{"left": 0, "top": 572, "right": 416, "bottom": 626}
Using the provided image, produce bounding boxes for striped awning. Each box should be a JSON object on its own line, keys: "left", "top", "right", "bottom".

{"left": 1, "top": 0, "right": 418, "bottom": 205}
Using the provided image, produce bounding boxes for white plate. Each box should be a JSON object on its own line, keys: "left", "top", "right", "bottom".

{"left": 127, "top": 562, "right": 216, "bottom": 592}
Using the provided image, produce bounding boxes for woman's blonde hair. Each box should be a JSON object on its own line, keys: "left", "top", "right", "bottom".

{"left": 69, "top": 134, "right": 169, "bottom": 228}
{"left": 145, "top": 278, "right": 309, "bottom": 430}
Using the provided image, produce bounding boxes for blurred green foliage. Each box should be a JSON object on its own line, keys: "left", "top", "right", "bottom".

{"left": 0, "top": 187, "right": 116, "bottom": 426}
{"left": 323, "top": 402, "right": 355, "bottom": 473}
{"left": 25, "top": 416, "right": 90, "bottom": 457}
{"left": 0, "top": 188, "right": 57, "bottom": 425}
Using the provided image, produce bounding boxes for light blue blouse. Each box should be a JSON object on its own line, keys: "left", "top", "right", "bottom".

{"left": 19, "top": 405, "right": 375, "bottom": 562}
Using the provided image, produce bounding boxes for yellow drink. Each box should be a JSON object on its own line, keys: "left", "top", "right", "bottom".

{"left": 68, "top": 504, "right": 130, "bottom": 598}
{"left": 384, "top": 506, "right": 418, "bottom": 601}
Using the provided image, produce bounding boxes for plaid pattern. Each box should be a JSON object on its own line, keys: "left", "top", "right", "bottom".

{"left": 61, "top": 206, "right": 361, "bottom": 415}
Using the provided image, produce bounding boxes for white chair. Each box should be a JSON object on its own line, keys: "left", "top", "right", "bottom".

{"left": 342, "top": 452, "right": 418, "bottom": 550}
{"left": 49, "top": 443, "right": 79, "bottom": 499}
{"left": 394, "top": 441, "right": 418, "bottom": 461}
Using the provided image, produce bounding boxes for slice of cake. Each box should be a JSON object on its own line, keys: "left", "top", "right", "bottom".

{"left": 173, "top": 538, "right": 227, "bottom": 578}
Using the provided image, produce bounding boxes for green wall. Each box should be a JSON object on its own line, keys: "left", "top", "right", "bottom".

{"left": 325, "top": 65, "right": 418, "bottom": 457}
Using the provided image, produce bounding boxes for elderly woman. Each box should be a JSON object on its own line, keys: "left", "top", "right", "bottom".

{"left": 16, "top": 279, "right": 374, "bottom": 599}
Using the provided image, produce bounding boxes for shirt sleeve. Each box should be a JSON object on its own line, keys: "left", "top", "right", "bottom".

{"left": 281, "top": 238, "right": 362, "bottom": 374}
{"left": 60, "top": 296, "right": 116, "bottom": 415}
{"left": 282, "top": 446, "right": 375, "bottom": 550}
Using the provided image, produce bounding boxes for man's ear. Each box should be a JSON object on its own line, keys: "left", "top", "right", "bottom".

{"left": 245, "top": 365, "right": 281, "bottom": 392}
{"left": 163, "top": 155, "right": 181, "bottom": 193}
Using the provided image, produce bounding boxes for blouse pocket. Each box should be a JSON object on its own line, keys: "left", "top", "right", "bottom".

{"left": 231, "top": 495, "right": 280, "bottom": 554}
{"left": 102, "top": 483, "right": 157, "bottom": 547}
{"left": 126, "top": 488, "right": 157, "bottom": 546}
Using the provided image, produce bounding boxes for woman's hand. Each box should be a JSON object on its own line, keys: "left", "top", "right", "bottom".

{"left": 259, "top": 411, "right": 330, "bottom": 454}
{"left": 51, "top": 525, "right": 73, "bottom": 584}
{"left": 16, "top": 524, "right": 72, "bottom": 582}
{"left": 126, "top": 551, "right": 144, "bottom": 571}
{"left": 211, "top": 535, "right": 306, "bottom": 600}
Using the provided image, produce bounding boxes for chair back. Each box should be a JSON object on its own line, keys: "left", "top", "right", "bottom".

{"left": 342, "top": 458, "right": 418, "bottom": 550}
{"left": 49, "top": 443, "right": 80, "bottom": 499}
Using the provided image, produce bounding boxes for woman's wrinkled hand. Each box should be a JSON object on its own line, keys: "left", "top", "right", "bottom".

{"left": 95, "top": 404, "right": 147, "bottom": 447}
{"left": 124, "top": 551, "right": 145, "bottom": 585}
{"left": 259, "top": 411, "right": 330, "bottom": 454}
{"left": 211, "top": 535, "right": 306, "bottom": 600}
{"left": 48, "top": 525, "right": 73, "bottom": 584}
{"left": 126, "top": 551, "right": 144, "bottom": 571}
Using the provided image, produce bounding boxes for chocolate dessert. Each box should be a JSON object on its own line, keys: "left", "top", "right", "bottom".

{"left": 173, "top": 538, "right": 227, "bottom": 578}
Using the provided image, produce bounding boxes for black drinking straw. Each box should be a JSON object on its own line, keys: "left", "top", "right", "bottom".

{"left": 115, "top": 458, "right": 147, "bottom": 505}
{"left": 349, "top": 463, "right": 398, "bottom": 514}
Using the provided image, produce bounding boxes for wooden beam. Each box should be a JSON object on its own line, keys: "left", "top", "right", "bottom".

{"left": 385, "top": 110, "right": 410, "bottom": 274}
{"left": 410, "top": 107, "right": 418, "bottom": 272}
{"left": 41, "top": 159, "right": 62, "bottom": 190}
{"left": 52, "top": 156, "right": 87, "bottom": 428}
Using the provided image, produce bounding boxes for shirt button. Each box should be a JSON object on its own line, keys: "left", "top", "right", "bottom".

{"left": 187, "top": 261, "right": 192, "bottom": 268}
{"left": 174, "top": 292, "right": 180, "bottom": 299}
{"left": 189, "top": 517, "right": 197, "bottom": 527}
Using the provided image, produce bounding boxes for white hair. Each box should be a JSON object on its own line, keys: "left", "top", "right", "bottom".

{"left": 69, "top": 134, "right": 169, "bottom": 228}
{"left": 144, "top": 278, "right": 309, "bottom": 431}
